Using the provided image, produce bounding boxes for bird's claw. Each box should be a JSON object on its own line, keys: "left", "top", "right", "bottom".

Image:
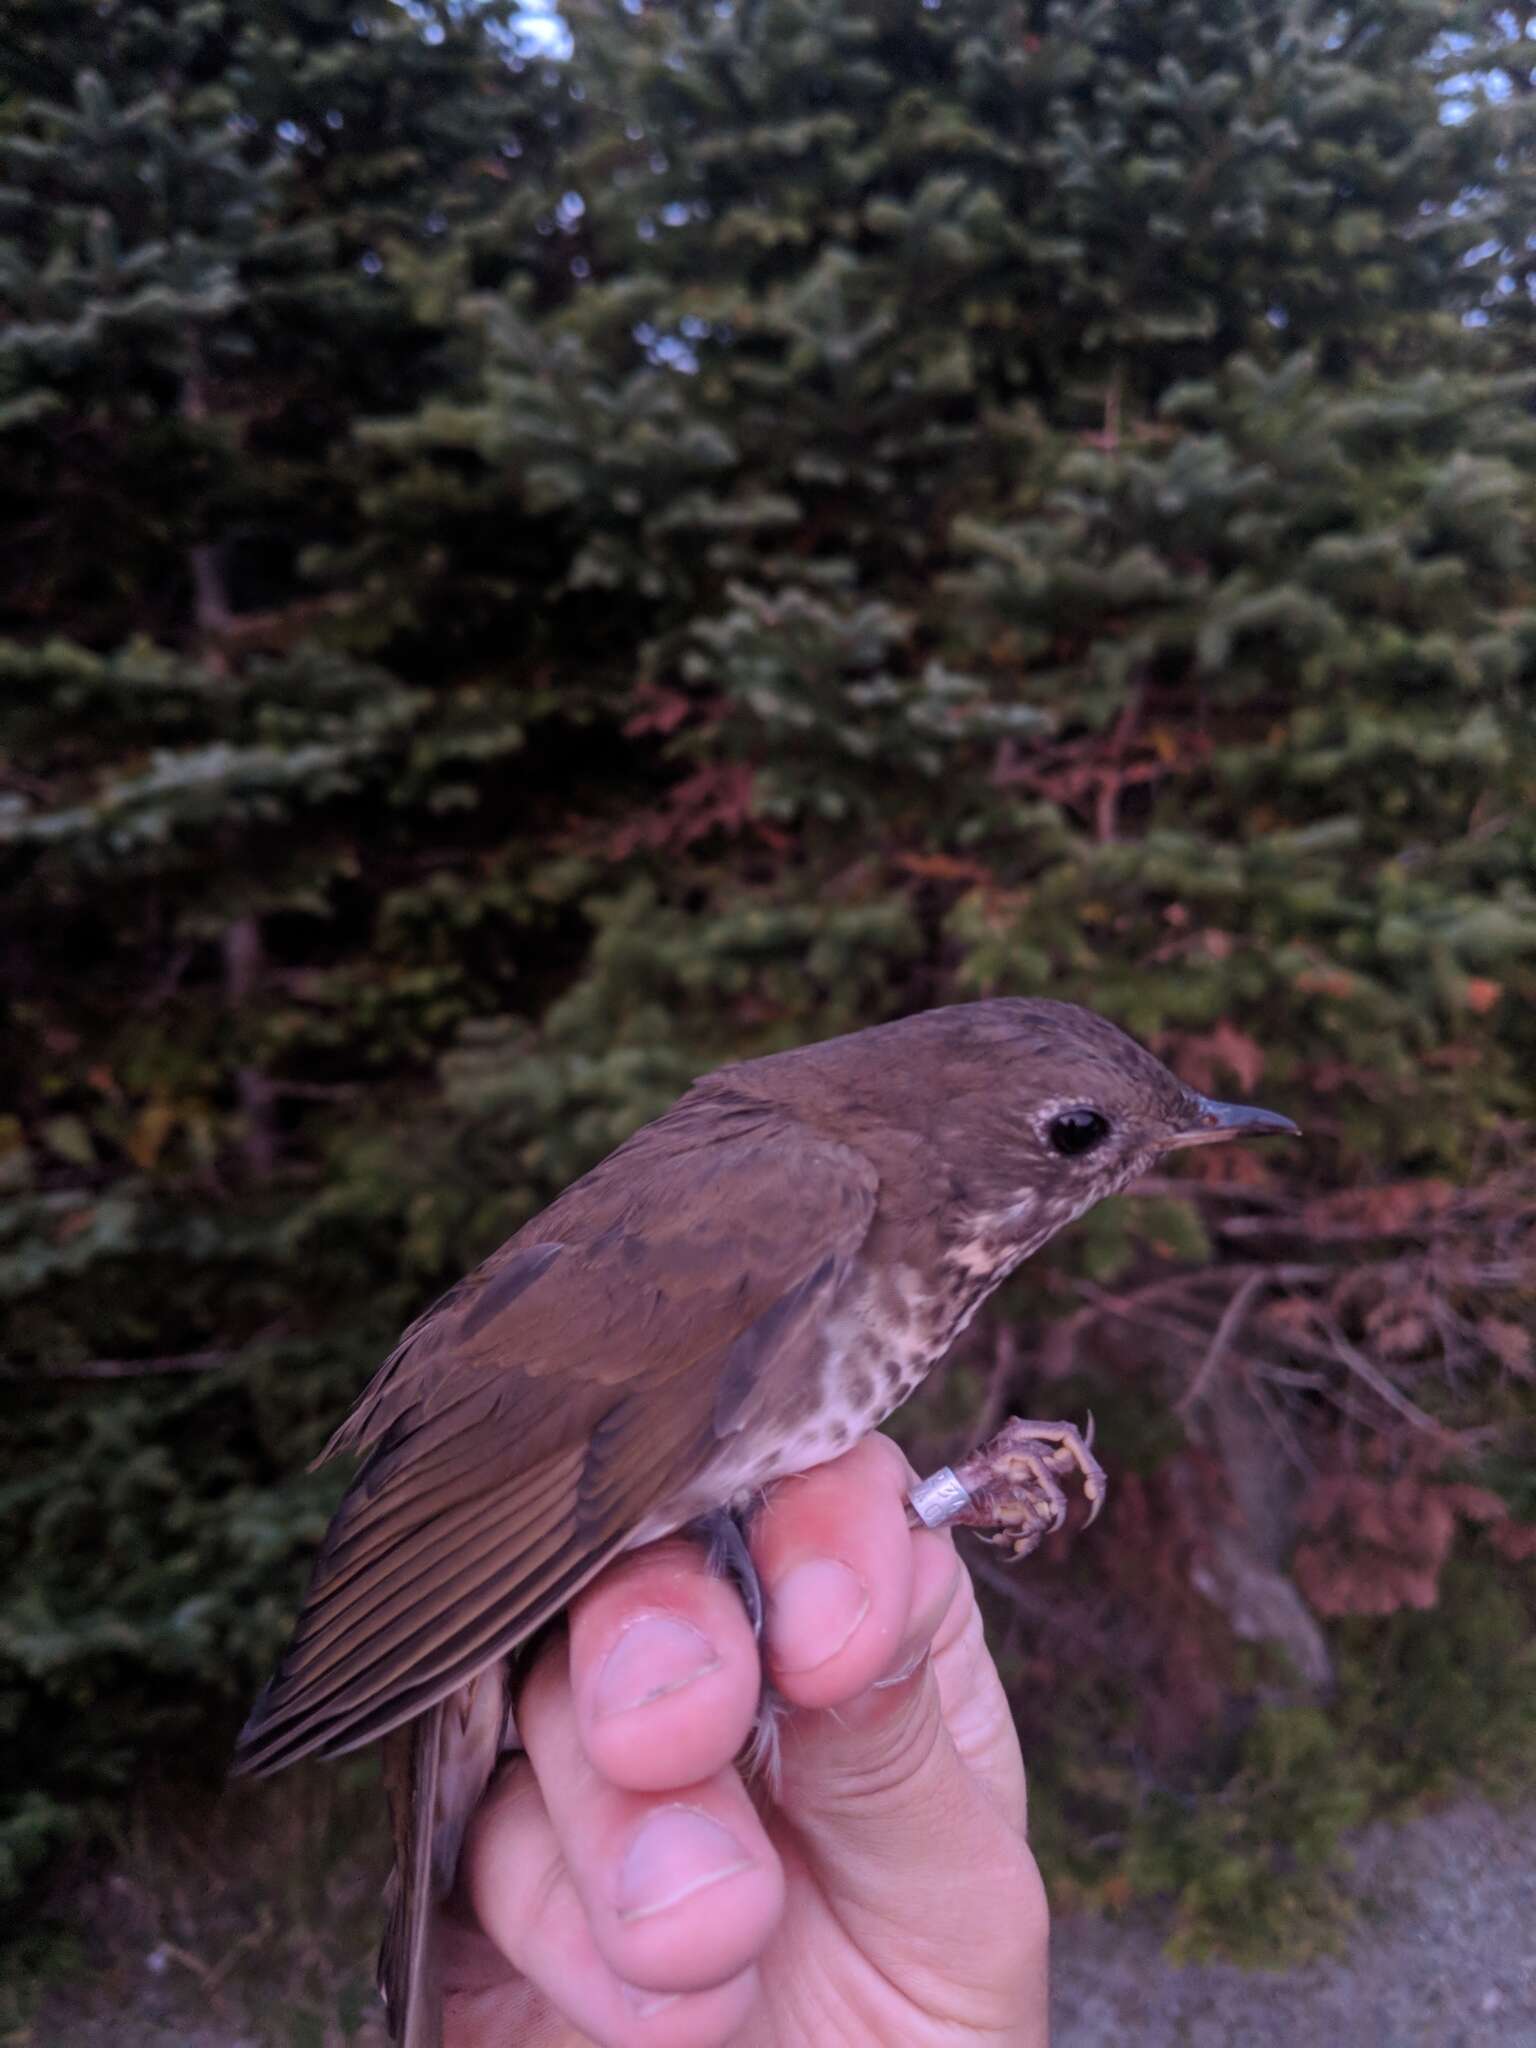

{"left": 907, "top": 1416, "right": 1107, "bottom": 1563}
{"left": 694, "top": 1506, "right": 765, "bottom": 1636}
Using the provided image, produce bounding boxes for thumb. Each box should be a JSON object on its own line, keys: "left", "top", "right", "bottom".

{"left": 772, "top": 1547, "right": 1047, "bottom": 2036}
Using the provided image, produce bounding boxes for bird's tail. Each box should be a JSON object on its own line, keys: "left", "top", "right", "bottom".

{"left": 379, "top": 1703, "right": 445, "bottom": 2048}
{"left": 379, "top": 1669, "right": 510, "bottom": 2048}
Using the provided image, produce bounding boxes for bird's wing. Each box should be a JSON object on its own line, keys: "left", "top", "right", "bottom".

{"left": 233, "top": 1095, "right": 877, "bottom": 1775}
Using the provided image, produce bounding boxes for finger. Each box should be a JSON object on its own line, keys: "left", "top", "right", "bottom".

{"left": 457, "top": 1760, "right": 763, "bottom": 2048}
{"left": 515, "top": 1629, "right": 785, "bottom": 1997}
{"left": 925, "top": 1552, "right": 1031, "bottom": 1833}
{"left": 750, "top": 1433, "right": 928, "bottom": 1708}
{"left": 567, "top": 1537, "right": 761, "bottom": 1794}
{"left": 775, "top": 1560, "right": 1046, "bottom": 2039}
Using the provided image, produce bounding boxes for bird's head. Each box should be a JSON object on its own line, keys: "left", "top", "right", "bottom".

{"left": 718, "top": 997, "right": 1297, "bottom": 1262}
{"left": 732, "top": 999, "right": 1297, "bottom": 1256}
{"left": 916, "top": 999, "right": 1298, "bottom": 1246}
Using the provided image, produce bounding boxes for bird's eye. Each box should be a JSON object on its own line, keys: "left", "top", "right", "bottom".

{"left": 1048, "top": 1109, "right": 1111, "bottom": 1158}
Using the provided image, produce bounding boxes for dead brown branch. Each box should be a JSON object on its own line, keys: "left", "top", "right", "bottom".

{"left": 1323, "top": 1327, "right": 1452, "bottom": 1439}
{"left": 1046, "top": 1161, "right": 1534, "bottom": 1461}
{"left": 2, "top": 1349, "right": 233, "bottom": 1380}
{"left": 1177, "top": 1269, "right": 1266, "bottom": 1416}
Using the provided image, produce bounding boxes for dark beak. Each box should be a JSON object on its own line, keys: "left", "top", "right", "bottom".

{"left": 1166, "top": 1094, "right": 1301, "bottom": 1149}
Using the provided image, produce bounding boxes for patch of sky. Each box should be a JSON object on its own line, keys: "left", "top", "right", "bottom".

{"left": 650, "top": 334, "right": 699, "bottom": 372}
{"left": 483, "top": 5, "right": 573, "bottom": 62}
{"left": 1433, "top": 24, "right": 1517, "bottom": 126}
{"left": 633, "top": 321, "right": 706, "bottom": 373}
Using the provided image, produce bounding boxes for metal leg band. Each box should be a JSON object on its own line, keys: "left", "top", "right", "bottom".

{"left": 907, "top": 1466, "right": 974, "bottom": 1529}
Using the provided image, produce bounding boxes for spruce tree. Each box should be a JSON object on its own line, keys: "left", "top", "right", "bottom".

{"left": 2, "top": 0, "right": 1533, "bottom": 1974}
{"left": 376, "top": 0, "right": 1536, "bottom": 1123}
{"left": 0, "top": 0, "right": 571, "bottom": 1906}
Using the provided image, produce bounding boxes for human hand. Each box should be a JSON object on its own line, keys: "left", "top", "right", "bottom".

{"left": 440, "top": 1434, "right": 1049, "bottom": 2048}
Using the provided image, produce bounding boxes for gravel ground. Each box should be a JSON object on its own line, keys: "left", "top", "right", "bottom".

{"left": 1051, "top": 1798, "right": 1536, "bottom": 2048}
{"left": 25, "top": 1796, "right": 1536, "bottom": 2044}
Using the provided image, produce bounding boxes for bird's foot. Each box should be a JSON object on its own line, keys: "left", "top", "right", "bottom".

{"left": 907, "top": 1415, "right": 1106, "bottom": 1562}
{"left": 692, "top": 1505, "right": 765, "bottom": 1636}
{"left": 690, "top": 1508, "right": 784, "bottom": 1791}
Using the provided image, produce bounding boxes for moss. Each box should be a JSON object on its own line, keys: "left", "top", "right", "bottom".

{"left": 1331, "top": 1552, "right": 1536, "bottom": 1808}
{"left": 1022, "top": 1542, "right": 1536, "bottom": 1964}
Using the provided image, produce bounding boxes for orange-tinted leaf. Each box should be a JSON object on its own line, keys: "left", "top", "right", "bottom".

{"left": 1178, "top": 1143, "right": 1274, "bottom": 1187}
{"left": 1171, "top": 1020, "right": 1265, "bottom": 1096}
{"left": 1295, "top": 968, "right": 1359, "bottom": 999}
{"left": 1463, "top": 977, "right": 1502, "bottom": 1014}
{"left": 125, "top": 1099, "right": 176, "bottom": 1171}
{"left": 623, "top": 686, "right": 692, "bottom": 738}
{"left": 1262, "top": 1294, "right": 1318, "bottom": 1335}
{"left": 1440, "top": 1485, "right": 1508, "bottom": 1526}
{"left": 1490, "top": 1521, "right": 1536, "bottom": 1563}
{"left": 1148, "top": 726, "right": 1181, "bottom": 764}
{"left": 1366, "top": 1302, "right": 1433, "bottom": 1359}
{"left": 1301, "top": 1181, "right": 1454, "bottom": 1236}
{"left": 604, "top": 763, "right": 779, "bottom": 858}
{"left": 54, "top": 1205, "right": 96, "bottom": 1243}
{"left": 1479, "top": 1317, "right": 1533, "bottom": 1378}
{"left": 896, "top": 852, "right": 992, "bottom": 885}
{"left": 1294, "top": 1475, "right": 1456, "bottom": 1616}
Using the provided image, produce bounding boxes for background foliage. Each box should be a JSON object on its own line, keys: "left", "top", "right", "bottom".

{"left": 4, "top": 0, "right": 1536, "bottom": 2010}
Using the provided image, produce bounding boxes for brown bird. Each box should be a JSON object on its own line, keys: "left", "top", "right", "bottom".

{"left": 234, "top": 999, "right": 1296, "bottom": 2044}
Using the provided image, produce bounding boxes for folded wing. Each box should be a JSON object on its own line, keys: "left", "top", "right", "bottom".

{"left": 234, "top": 1091, "right": 878, "bottom": 1774}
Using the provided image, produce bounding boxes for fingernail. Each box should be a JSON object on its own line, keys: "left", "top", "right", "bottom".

{"left": 872, "top": 1645, "right": 928, "bottom": 1691}
{"left": 766, "top": 1559, "right": 869, "bottom": 1674}
{"left": 621, "top": 1983, "right": 682, "bottom": 2018}
{"left": 616, "top": 1805, "right": 753, "bottom": 1922}
{"left": 594, "top": 1614, "right": 721, "bottom": 1719}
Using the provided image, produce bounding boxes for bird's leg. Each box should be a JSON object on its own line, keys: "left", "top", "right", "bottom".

{"left": 693, "top": 1505, "right": 765, "bottom": 1637}
{"left": 907, "top": 1416, "right": 1107, "bottom": 1563}
{"left": 689, "top": 1506, "right": 786, "bottom": 1787}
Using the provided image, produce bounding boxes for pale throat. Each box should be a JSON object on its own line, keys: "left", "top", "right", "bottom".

{"left": 945, "top": 1180, "right": 1103, "bottom": 1287}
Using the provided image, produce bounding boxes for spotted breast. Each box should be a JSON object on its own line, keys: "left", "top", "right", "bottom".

{"left": 672, "top": 1212, "right": 1063, "bottom": 1525}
